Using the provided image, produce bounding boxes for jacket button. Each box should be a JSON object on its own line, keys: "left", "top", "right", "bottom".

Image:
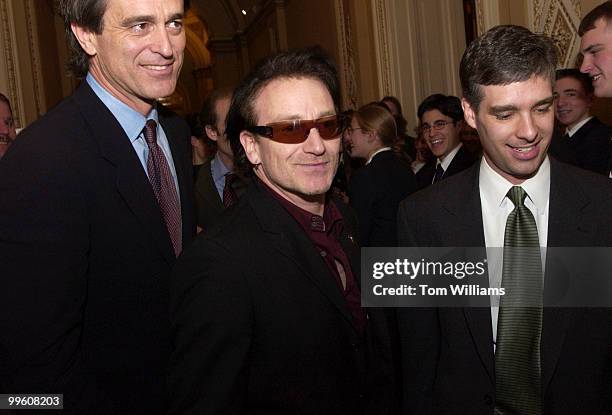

{"left": 351, "top": 343, "right": 360, "bottom": 352}
{"left": 483, "top": 394, "right": 493, "bottom": 406}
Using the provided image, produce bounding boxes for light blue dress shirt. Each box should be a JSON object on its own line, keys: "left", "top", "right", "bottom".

{"left": 86, "top": 74, "right": 180, "bottom": 196}
{"left": 210, "top": 152, "right": 232, "bottom": 199}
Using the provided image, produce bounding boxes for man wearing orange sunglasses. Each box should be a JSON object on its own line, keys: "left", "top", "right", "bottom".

{"left": 168, "top": 47, "right": 395, "bottom": 414}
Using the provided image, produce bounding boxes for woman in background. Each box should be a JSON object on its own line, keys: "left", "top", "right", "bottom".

{"left": 345, "top": 104, "right": 418, "bottom": 247}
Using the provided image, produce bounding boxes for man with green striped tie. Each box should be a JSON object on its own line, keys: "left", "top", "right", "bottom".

{"left": 397, "top": 25, "right": 612, "bottom": 414}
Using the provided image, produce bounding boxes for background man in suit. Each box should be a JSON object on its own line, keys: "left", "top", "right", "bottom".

{"left": 415, "top": 94, "right": 475, "bottom": 188}
{"left": 169, "top": 47, "right": 394, "bottom": 414}
{"left": 0, "top": 92, "right": 16, "bottom": 158}
{"left": 194, "top": 87, "right": 248, "bottom": 231}
{"left": 579, "top": 1, "right": 612, "bottom": 176}
{"left": 397, "top": 25, "right": 612, "bottom": 414}
{"left": 550, "top": 68, "right": 611, "bottom": 174}
{"left": 0, "top": 0, "right": 194, "bottom": 413}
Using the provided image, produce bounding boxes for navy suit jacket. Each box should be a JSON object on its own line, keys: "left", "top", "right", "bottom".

{"left": 0, "top": 82, "right": 195, "bottom": 414}
{"left": 348, "top": 150, "right": 418, "bottom": 247}
{"left": 549, "top": 116, "right": 612, "bottom": 175}
{"left": 416, "top": 144, "right": 476, "bottom": 189}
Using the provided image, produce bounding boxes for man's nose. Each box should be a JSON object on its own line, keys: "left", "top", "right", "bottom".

{"left": 151, "top": 26, "right": 173, "bottom": 57}
{"left": 0, "top": 120, "right": 9, "bottom": 135}
{"left": 580, "top": 55, "right": 593, "bottom": 74}
{"left": 303, "top": 128, "right": 326, "bottom": 155}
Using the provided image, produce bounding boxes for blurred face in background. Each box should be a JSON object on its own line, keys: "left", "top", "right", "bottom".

{"left": 554, "top": 76, "right": 592, "bottom": 129}
{"left": 345, "top": 116, "right": 373, "bottom": 160}
{"left": 0, "top": 100, "right": 16, "bottom": 158}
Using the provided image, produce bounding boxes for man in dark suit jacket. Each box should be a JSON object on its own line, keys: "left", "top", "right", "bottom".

{"left": 550, "top": 68, "right": 611, "bottom": 174}
{"left": 194, "top": 88, "right": 248, "bottom": 231}
{"left": 169, "top": 47, "right": 394, "bottom": 414}
{"left": 415, "top": 94, "right": 476, "bottom": 188}
{"left": 0, "top": 1, "right": 194, "bottom": 413}
{"left": 397, "top": 25, "right": 612, "bottom": 414}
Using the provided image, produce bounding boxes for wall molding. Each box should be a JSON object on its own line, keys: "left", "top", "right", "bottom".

{"left": 334, "top": 0, "right": 358, "bottom": 109}
{"left": 372, "top": 0, "right": 393, "bottom": 98}
{"left": 0, "top": 0, "right": 20, "bottom": 126}
{"left": 532, "top": 0, "right": 581, "bottom": 68}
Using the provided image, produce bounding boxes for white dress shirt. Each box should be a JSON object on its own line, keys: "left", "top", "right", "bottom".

{"left": 478, "top": 156, "right": 550, "bottom": 347}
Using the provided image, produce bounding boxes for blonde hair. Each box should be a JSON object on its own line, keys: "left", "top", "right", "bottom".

{"left": 352, "top": 104, "right": 397, "bottom": 146}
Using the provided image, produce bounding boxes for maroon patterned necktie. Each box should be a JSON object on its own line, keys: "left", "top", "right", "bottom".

{"left": 143, "top": 119, "right": 182, "bottom": 257}
{"left": 222, "top": 173, "right": 238, "bottom": 208}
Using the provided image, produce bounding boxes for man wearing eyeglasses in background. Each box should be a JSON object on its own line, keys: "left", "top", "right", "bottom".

{"left": 168, "top": 47, "right": 395, "bottom": 414}
{"left": 415, "top": 94, "right": 476, "bottom": 189}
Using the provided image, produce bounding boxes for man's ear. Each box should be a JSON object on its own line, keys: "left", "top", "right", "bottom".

{"left": 461, "top": 98, "right": 478, "bottom": 130}
{"left": 205, "top": 125, "right": 219, "bottom": 142}
{"left": 70, "top": 23, "right": 98, "bottom": 56}
{"left": 240, "top": 131, "right": 261, "bottom": 165}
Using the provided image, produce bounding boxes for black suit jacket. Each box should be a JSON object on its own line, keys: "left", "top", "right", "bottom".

{"left": 396, "top": 159, "right": 612, "bottom": 414}
{"left": 548, "top": 116, "right": 612, "bottom": 175}
{"left": 194, "top": 158, "right": 248, "bottom": 230}
{"left": 0, "top": 82, "right": 195, "bottom": 414}
{"left": 169, "top": 181, "right": 395, "bottom": 414}
{"left": 348, "top": 150, "right": 418, "bottom": 246}
{"left": 416, "top": 144, "right": 476, "bottom": 189}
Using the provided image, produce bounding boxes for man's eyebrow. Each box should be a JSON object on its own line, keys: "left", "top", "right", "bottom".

{"left": 560, "top": 88, "right": 578, "bottom": 94}
{"left": 533, "top": 96, "right": 555, "bottom": 107}
{"left": 488, "top": 105, "right": 517, "bottom": 113}
{"left": 582, "top": 43, "right": 603, "bottom": 54}
{"left": 121, "top": 13, "right": 184, "bottom": 27}
{"left": 121, "top": 15, "right": 155, "bottom": 27}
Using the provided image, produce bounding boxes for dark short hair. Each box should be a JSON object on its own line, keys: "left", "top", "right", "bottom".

{"left": 0, "top": 93, "right": 12, "bottom": 114}
{"left": 57, "top": 0, "right": 190, "bottom": 78}
{"left": 460, "top": 25, "right": 557, "bottom": 111}
{"left": 417, "top": 94, "right": 463, "bottom": 123}
{"left": 555, "top": 68, "right": 594, "bottom": 95}
{"left": 200, "top": 88, "right": 233, "bottom": 140}
{"left": 226, "top": 46, "right": 340, "bottom": 174}
{"left": 579, "top": 1, "right": 612, "bottom": 36}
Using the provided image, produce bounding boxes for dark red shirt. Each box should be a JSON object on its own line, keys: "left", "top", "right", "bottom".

{"left": 260, "top": 180, "right": 367, "bottom": 335}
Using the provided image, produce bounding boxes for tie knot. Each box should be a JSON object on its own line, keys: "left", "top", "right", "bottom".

{"left": 507, "top": 186, "right": 527, "bottom": 208}
{"left": 144, "top": 119, "right": 158, "bottom": 146}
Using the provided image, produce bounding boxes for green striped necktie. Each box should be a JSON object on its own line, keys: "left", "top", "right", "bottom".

{"left": 495, "top": 186, "right": 543, "bottom": 415}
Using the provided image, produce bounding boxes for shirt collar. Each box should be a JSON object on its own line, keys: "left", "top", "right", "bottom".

{"left": 211, "top": 151, "right": 232, "bottom": 182}
{"left": 86, "top": 73, "right": 157, "bottom": 143}
{"left": 257, "top": 178, "right": 343, "bottom": 236}
{"left": 438, "top": 142, "right": 463, "bottom": 171}
{"left": 366, "top": 147, "right": 392, "bottom": 165}
{"left": 566, "top": 116, "right": 593, "bottom": 137}
{"left": 479, "top": 155, "right": 550, "bottom": 213}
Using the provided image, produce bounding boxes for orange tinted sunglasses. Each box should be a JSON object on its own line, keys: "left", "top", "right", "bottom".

{"left": 247, "top": 114, "right": 344, "bottom": 144}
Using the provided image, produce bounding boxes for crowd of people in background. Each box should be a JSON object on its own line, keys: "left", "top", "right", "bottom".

{"left": 0, "top": 0, "right": 611, "bottom": 414}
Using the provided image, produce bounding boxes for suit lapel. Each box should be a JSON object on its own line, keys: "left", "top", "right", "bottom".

{"left": 247, "top": 183, "right": 358, "bottom": 332}
{"left": 442, "top": 164, "right": 495, "bottom": 383}
{"left": 73, "top": 83, "right": 175, "bottom": 263}
{"left": 541, "top": 159, "right": 591, "bottom": 392}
